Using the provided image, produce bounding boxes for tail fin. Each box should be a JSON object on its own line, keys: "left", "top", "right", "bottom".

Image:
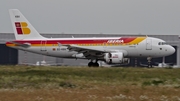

{"left": 9, "top": 9, "right": 46, "bottom": 40}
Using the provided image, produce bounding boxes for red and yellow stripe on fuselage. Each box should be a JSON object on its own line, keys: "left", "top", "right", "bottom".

{"left": 6, "top": 37, "right": 146, "bottom": 47}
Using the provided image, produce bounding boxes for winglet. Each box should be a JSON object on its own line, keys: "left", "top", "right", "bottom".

{"left": 57, "top": 42, "right": 62, "bottom": 47}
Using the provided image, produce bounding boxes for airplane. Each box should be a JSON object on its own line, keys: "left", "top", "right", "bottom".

{"left": 6, "top": 9, "right": 175, "bottom": 67}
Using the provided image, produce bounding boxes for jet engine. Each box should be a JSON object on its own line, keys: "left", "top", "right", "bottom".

{"left": 104, "top": 52, "right": 130, "bottom": 64}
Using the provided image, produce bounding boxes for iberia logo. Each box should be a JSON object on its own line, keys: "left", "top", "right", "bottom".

{"left": 15, "top": 22, "right": 31, "bottom": 35}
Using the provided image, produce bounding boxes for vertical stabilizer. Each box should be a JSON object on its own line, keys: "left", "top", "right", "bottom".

{"left": 9, "top": 9, "right": 46, "bottom": 40}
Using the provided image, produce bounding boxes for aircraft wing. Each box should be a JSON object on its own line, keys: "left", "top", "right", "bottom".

{"left": 65, "top": 44, "right": 109, "bottom": 52}
{"left": 62, "top": 44, "right": 111, "bottom": 59}
{"left": 9, "top": 41, "right": 31, "bottom": 48}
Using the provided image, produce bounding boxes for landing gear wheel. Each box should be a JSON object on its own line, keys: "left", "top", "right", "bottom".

{"left": 88, "top": 62, "right": 99, "bottom": 67}
{"left": 94, "top": 62, "right": 99, "bottom": 67}
{"left": 88, "top": 62, "right": 94, "bottom": 67}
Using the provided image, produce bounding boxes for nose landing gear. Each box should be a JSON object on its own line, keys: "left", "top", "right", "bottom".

{"left": 147, "top": 57, "right": 152, "bottom": 68}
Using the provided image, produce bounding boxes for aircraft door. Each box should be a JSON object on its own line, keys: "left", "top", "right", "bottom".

{"left": 40, "top": 41, "right": 47, "bottom": 51}
{"left": 146, "top": 39, "right": 152, "bottom": 50}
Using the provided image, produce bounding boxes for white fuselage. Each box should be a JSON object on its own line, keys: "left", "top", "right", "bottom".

{"left": 7, "top": 37, "right": 175, "bottom": 59}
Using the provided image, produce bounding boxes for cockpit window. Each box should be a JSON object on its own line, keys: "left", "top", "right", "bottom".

{"left": 158, "top": 42, "right": 168, "bottom": 45}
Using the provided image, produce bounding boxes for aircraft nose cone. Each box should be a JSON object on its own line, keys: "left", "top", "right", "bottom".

{"left": 169, "top": 46, "right": 175, "bottom": 55}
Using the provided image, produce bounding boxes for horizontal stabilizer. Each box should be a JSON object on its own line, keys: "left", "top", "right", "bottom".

{"left": 9, "top": 41, "right": 31, "bottom": 48}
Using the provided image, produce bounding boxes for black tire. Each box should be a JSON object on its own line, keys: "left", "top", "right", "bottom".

{"left": 94, "top": 62, "right": 99, "bottom": 67}
{"left": 88, "top": 62, "right": 93, "bottom": 67}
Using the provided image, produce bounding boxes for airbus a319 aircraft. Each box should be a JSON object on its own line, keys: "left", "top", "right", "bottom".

{"left": 6, "top": 9, "right": 175, "bottom": 67}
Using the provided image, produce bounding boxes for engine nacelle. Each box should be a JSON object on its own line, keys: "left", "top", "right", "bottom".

{"left": 104, "top": 52, "right": 130, "bottom": 64}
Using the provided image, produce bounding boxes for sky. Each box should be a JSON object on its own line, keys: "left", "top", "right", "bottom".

{"left": 0, "top": 0, "right": 180, "bottom": 35}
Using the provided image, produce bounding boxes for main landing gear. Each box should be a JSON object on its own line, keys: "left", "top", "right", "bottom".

{"left": 88, "top": 61, "right": 99, "bottom": 67}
